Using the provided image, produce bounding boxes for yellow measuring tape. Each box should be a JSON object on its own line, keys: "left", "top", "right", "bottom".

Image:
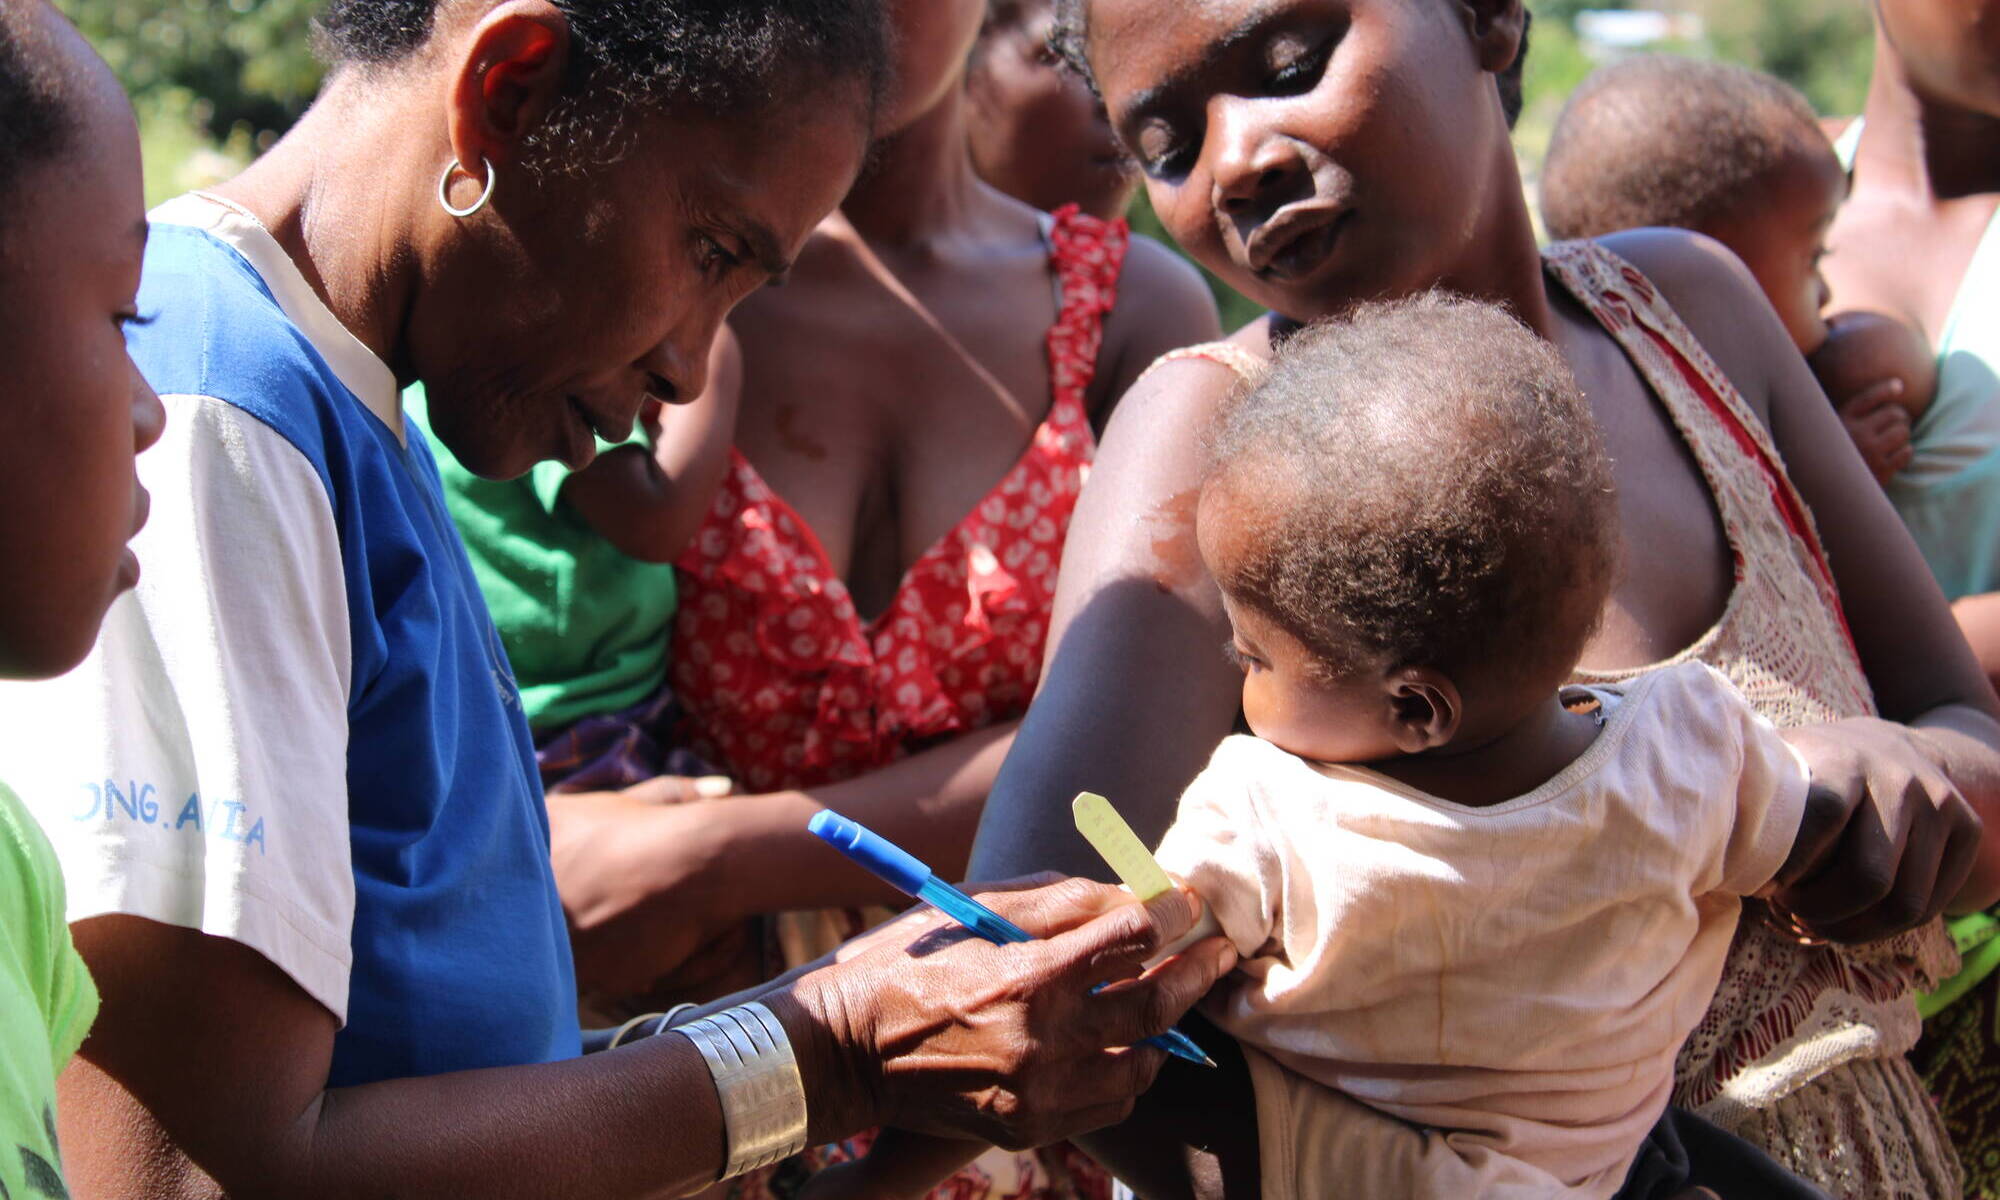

{"left": 1072, "top": 791, "right": 1175, "bottom": 901}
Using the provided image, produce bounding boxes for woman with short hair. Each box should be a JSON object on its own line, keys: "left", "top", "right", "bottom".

{"left": 0, "top": 2, "right": 1233, "bottom": 1194}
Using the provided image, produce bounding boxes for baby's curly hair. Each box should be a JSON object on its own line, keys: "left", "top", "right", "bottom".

{"left": 1201, "top": 294, "right": 1618, "bottom": 685}
{"left": 1541, "top": 54, "right": 1827, "bottom": 241}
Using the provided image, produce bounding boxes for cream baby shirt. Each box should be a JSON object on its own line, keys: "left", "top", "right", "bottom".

{"left": 1155, "top": 662, "right": 1809, "bottom": 1198}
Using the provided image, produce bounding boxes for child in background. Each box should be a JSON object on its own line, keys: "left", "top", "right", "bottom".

{"left": 1150, "top": 295, "right": 1818, "bottom": 1198}
{"left": 0, "top": 0, "right": 165, "bottom": 1192}
{"left": 1809, "top": 311, "right": 1939, "bottom": 482}
{"left": 403, "top": 331, "right": 739, "bottom": 797}
{"left": 966, "top": 0, "right": 1137, "bottom": 220}
{"left": 1542, "top": 54, "right": 1933, "bottom": 485}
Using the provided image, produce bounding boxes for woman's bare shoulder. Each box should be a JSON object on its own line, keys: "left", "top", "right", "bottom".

{"left": 1095, "top": 234, "right": 1226, "bottom": 415}
{"left": 1097, "top": 315, "right": 1270, "bottom": 458}
{"left": 1112, "top": 234, "right": 1219, "bottom": 335}
{"left": 1594, "top": 227, "right": 1791, "bottom": 421}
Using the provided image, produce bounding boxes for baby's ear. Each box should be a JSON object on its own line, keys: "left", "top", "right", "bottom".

{"left": 1386, "top": 668, "right": 1461, "bottom": 754}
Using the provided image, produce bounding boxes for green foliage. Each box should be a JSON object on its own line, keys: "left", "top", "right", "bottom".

{"left": 61, "top": 0, "right": 323, "bottom": 205}
{"left": 1516, "top": 10, "right": 1598, "bottom": 174}
{"left": 1534, "top": 0, "right": 1627, "bottom": 28}
{"left": 63, "top": 0, "right": 322, "bottom": 134}
{"left": 66, "top": 0, "right": 1875, "bottom": 320}
{"left": 1693, "top": 0, "right": 1874, "bottom": 117}
{"left": 130, "top": 88, "right": 258, "bottom": 206}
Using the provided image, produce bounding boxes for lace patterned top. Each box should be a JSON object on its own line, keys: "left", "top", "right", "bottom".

{"left": 1544, "top": 242, "right": 1955, "bottom": 1127}
{"left": 672, "top": 206, "right": 1129, "bottom": 793}
{"left": 1161, "top": 240, "right": 1957, "bottom": 1126}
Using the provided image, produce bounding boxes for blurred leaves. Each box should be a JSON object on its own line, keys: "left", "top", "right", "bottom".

{"left": 64, "top": 0, "right": 321, "bottom": 132}
{"left": 1692, "top": 0, "right": 1875, "bottom": 117}
{"left": 66, "top": 0, "right": 1873, "bottom": 302}
{"left": 60, "top": 0, "right": 323, "bottom": 204}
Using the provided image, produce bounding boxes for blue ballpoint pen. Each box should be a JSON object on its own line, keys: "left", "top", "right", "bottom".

{"left": 807, "top": 809, "right": 1216, "bottom": 1068}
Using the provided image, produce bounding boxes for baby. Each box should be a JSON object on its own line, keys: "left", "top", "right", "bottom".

{"left": 809, "top": 297, "right": 1817, "bottom": 1200}
{"left": 1151, "top": 295, "right": 1814, "bottom": 1198}
{"left": 1542, "top": 55, "right": 1932, "bottom": 484}
{"left": 1808, "top": 310, "right": 1937, "bottom": 482}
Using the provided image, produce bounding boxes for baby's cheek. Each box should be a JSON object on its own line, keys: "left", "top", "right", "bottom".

{"left": 1238, "top": 676, "right": 1281, "bottom": 742}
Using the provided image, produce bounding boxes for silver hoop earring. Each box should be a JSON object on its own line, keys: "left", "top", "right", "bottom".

{"left": 437, "top": 156, "right": 497, "bottom": 218}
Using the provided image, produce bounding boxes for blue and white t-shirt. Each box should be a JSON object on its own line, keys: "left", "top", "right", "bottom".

{"left": 0, "top": 194, "right": 580, "bottom": 1085}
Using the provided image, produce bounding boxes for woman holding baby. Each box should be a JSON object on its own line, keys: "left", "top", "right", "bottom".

{"left": 964, "top": 0, "right": 2000, "bottom": 1197}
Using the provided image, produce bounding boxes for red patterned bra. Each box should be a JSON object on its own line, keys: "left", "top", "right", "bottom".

{"left": 672, "top": 206, "right": 1130, "bottom": 792}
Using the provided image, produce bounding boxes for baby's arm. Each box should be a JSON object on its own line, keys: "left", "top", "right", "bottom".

{"left": 1152, "top": 737, "right": 1286, "bottom": 963}
{"left": 559, "top": 325, "right": 742, "bottom": 562}
{"left": 794, "top": 1130, "right": 987, "bottom": 1200}
{"left": 1701, "top": 669, "right": 1817, "bottom": 898}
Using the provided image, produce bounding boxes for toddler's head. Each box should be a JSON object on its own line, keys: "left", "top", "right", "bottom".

{"left": 1542, "top": 55, "right": 1845, "bottom": 356}
{"left": 0, "top": 0, "right": 163, "bottom": 678}
{"left": 1198, "top": 295, "right": 1618, "bottom": 765}
{"left": 1809, "top": 310, "right": 1937, "bottom": 421}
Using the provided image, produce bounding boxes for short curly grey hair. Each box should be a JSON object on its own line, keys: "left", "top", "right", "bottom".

{"left": 315, "top": 0, "right": 889, "bottom": 173}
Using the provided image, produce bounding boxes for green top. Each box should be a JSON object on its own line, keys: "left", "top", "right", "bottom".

{"left": 0, "top": 779, "right": 97, "bottom": 1200}
{"left": 405, "top": 384, "right": 679, "bottom": 735}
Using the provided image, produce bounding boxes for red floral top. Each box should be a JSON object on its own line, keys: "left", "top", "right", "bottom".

{"left": 672, "top": 206, "right": 1130, "bottom": 793}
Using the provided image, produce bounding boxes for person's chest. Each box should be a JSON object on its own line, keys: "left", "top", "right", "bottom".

{"left": 1826, "top": 192, "right": 2000, "bottom": 346}
{"left": 729, "top": 241, "right": 1061, "bottom": 619}
{"left": 1553, "top": 305, "right": 1737, "bottom": 672}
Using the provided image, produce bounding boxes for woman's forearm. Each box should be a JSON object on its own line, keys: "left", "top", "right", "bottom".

{"left": 300, "top": 987, "right": 870, "bottom": 1200}
{"left": 711, "top": 721, "right": 1020, "bottom": 912}
{"left": 68, "top": 1040, "right": 730, "bottom": 1200}
{"left": 303, "top": 1030, "right": 727, "bottom": 1199}
{"left": 69, "top": 879, "right": 1225, "bottom": 1200}
{"left": 64, "top": 917, "right": 875, "bottom": 1200}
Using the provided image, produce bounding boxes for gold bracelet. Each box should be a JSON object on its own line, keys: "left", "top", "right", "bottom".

{"left": 675, "top": 1002, "right": 808, "bottom": 1179}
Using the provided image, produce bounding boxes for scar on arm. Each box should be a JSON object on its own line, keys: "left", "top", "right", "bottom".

{"left": 1147, "top": 486, "right": 1206, "bottom": 593}
{"left": 776, "top": 403, "right": 829, "bottom": 462}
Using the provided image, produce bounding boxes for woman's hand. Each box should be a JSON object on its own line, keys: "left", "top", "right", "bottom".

{"left": 782, "top": 877, "right": 1237, "bottom": 1151}
{"left": 1773, "top": 717, "right": 1984, "bottom": 943}
{"left": 549, "top": 782, "right": 752, "bottom": 993}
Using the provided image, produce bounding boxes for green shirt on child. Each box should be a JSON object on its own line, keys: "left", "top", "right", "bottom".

{"left": 405, "top": 384, "right": 680, "bottom": 736}
{"left": 0, "top": 779, "right": 96, "bottom": 1199}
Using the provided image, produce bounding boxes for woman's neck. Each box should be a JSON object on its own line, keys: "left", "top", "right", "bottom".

{"left": 1277, "top": 134, "right": 1554, "bottom": 344}
{"left": 1447, "top": 138, "right": 1557, "bottom": 337}
{"left": 842, "top": 84, "right": 985, "bottom": 247}
{"left": 1857, "top": 30, "right": 2000, "bottom": 202}
{"left": 203, "top": 75, "right": 425, "bottom": 380}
